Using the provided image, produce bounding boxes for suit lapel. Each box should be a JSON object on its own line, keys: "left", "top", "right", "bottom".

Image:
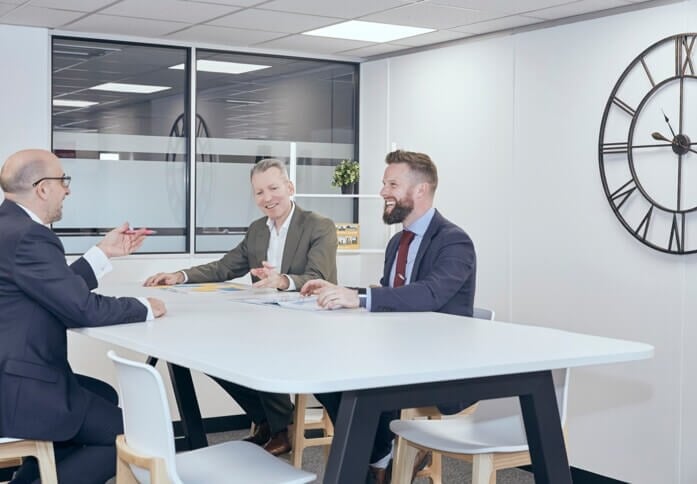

{"left": 280, "top": 207, "right": 303, "bottom": 274}
{"left": 253, "top": 221, "right": 270, "bottom": 267}
{"left": 411, "top": 210, "right": 441, "bottom": 279}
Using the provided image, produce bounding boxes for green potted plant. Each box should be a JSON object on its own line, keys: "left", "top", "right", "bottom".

{"left": 331, "top": 159, "right": 360, "bottom": 194}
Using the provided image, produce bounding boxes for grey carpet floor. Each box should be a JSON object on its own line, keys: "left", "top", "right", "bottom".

{"left": 208, "top": 429, "right": 535, "bottom": 484}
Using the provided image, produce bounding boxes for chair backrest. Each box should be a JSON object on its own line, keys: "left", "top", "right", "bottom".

{"left": 108, "top": 351, "right": 180, "bottom": 484}
{"left": 472, "top": 368, "right": 570, "bottom": 426}
{"left": 472, "top": 307, "right": 495, "bottom": 320}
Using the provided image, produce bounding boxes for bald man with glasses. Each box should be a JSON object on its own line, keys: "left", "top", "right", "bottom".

{"left": 0, "top": 149, "right": 166, "bottom": 484}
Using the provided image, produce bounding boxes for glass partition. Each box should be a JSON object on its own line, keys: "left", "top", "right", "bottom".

{"left": 51, "top": 37, "right": 189, "bottom": 254}
{"left": 194, "top": 50, "right": 358, "bottom": 252}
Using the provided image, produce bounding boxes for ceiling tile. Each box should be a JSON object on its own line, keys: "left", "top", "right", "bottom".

{"left": 530, "top": 0, "right": 631, "bottom": 20}
{"left": 392, "top": 29, "right": 472, "bottom": 47}
{"left": 0, "top": 3, "right": 18, "bottom": 16}
{"left": 209, "top": 8, "right": 340, "bottom": 34}
{"left": 29, "top": 0, "right": 115, "bottom": 11}
{"left": 260, "top": 0, "right": 408, "bottom": 19}
{"left": 428, "top": 0, "right": 578, "bottom": 15}
{"left": 337, "top": 42, "right": 410, "bottom": 58}
{"left": 66, "top": 14, "right": 189, "bottom": 37}
{"left": 166, "top": 24, "right": 286, "bottom": 45}
{"left": 361, "top": 3, "right": 505, "bottom": 30}
{"left": 101, "top": 0, "right": 238, "bottom": 24}
{"left": 452, "top": 14, "right": 544, "bottom": 34}
{"left": 0, "top": 0, "right": 27, "bottom": 4}
{"left": 186, "top": 0, "right": 267, "bottom": 6}
{"left": 0, "top": 6, "right": 84, "bottom": 27}
{"left": 255, "top": 33, "right": 373, "bottom": 55}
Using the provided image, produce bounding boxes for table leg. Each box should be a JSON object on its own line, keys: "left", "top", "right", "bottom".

{"left": 519, "top": 371, "right": 572, "bottom": 484}
{"left": 167, "top": 363, "right": 208, "bottom": 450}
{"left": 323, "top": 371, "right": 572, "bottom": 484}
{"left": 323, "top": 390, "right": 382, "bottom": 484}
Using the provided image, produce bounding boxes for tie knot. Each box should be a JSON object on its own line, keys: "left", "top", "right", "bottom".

{"left": 400, "top": 230, "right": 415, "bottom": 245}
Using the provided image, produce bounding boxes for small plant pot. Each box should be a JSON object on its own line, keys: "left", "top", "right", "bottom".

{"left": 341, "top": 182, "right": 357, "bottom": 194}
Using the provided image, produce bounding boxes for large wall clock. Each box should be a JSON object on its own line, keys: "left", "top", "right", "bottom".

{"left": 599, "top": 33, "right": 697, "bottom": 254}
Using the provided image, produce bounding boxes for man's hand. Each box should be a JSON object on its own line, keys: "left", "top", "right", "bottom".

{"left": 143, "top": 272, "right": 184, "bottom": 287}
{"left": 98, "top": 222, "right": 153, "bottom": 258}
{"left": 251, "top": 261, "right": 290, "bottom": 290}
{"left": 301, "top": 279, "right": 359, "bottom": 309}
{"left": 300, "top": 279, "right": 333, "bottom": 296}
{"left": 146, "top": 297, "right": 167, "bottom": 318}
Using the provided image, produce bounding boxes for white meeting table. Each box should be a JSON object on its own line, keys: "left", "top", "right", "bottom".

{"left": 73, "top": 285, "right": 653, "bottom": 484}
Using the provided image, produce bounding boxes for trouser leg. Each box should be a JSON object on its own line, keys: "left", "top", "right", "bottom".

{"left": 12, "top": 375, "right": 123, "bottom": 484}
{"left": 212, "top": 376, "right": 293, "bottom": 433}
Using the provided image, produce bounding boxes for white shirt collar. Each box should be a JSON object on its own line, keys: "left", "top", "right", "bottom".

{"left": 266, "top": 202, "right": 295, "bottom": 235}
{"left": 15, "top": 202, "right": 48, "bottom": 227}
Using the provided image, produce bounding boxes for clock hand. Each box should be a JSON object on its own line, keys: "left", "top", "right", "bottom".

{"left": 652, "top": 132, "right": 673, "bottom": 143}
{"left": 662, "top": 109, "right": 677, "bottom": 137}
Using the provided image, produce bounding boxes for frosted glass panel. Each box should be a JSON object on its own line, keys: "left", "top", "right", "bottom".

{"left": 52, "top": 37, "right": 189, "bottom": 254}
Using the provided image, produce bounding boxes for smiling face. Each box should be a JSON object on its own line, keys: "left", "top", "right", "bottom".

{"left": 380, "top": 162, "right": 417, "bottom": 225}
{"left": 251, "top": 166, "right": 294, "bottom": 227}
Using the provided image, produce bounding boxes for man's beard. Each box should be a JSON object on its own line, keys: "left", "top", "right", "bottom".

{"left": 383, "top": 199, "right": 413, "bottom": 224}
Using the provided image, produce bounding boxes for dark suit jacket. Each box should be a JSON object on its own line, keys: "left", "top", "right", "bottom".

{"left": 0, "top": 199, "right": 147, "bottom": 441}
{"left": 184, "top": 205, "right": 338, "bottom": 287}
{"left": 371, "top": 209, "right": 476, "bottom": 317}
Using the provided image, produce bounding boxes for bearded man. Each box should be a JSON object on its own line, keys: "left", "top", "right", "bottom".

{"left": 301, "top": 149, "right": 477, "bottom": 484}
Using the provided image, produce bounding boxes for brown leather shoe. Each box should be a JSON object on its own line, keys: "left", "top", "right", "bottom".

{"left": 263, "top": 429, "right": 291, "bottom": 456}
{"left": 411, "top": 449, "right": 432, "bottom": 482}
{"left": 243, "top": 421, "right": 271, "bottom": 446}
{"left": 366, "top": 461, "right": 392, "bottom": 484}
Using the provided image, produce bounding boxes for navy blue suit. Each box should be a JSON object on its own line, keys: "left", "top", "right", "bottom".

{"left": 0, "top": 199, "right": 147, "bottom": 484}
{"left": 317, "top": 209, "right": 477, "bottom": 464}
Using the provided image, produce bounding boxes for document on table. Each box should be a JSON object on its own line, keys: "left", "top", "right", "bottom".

{"left": 154, "top": 282, "right": 249, "bottom": 295}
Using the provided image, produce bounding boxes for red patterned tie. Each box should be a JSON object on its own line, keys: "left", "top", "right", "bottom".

{"left": 393, "top": 230, "right": 415, "bottom": 288}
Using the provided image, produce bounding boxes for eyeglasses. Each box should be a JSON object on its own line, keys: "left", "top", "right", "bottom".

{"left": 32, "top": 176, "right": 71, "bottom": 188}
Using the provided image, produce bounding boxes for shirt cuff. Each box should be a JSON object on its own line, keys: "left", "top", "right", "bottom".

{"left": 284, "top": 275, "right": 296, "bottom": 291}
{"left": 136, "top": 297, "right": 154, "bottom": 320}
{"left": 179, "top": 271, "right": 188, "bottom": 283}
{"left": 83, "top": 246, "right": 113, "bottom": 280}
{"left": 365, "top": 288, "right": 372, "bottom": 311}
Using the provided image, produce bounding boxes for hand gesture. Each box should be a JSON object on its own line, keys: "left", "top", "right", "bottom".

{"left": 144, "top": 272, "right": 184, "bottom": 287}
{"left": 97, "top": 222, "right": 154, "bottom": 258}
{"left": 251, "top": 261, "right": 290, "bottom": 290}
{"left": 300, "top": 279, "right": 333, "bottom": 296}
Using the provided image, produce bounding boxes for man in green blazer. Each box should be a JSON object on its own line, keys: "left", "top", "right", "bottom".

{"left": 144, "top": 158, "right": 338, "bottom": 456}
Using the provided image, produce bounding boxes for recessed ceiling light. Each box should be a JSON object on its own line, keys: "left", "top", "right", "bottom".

{"left": 226, "top": 99, "right": 262, "bottom": 104}
{"left": 169, "top": 60, "right": 271, "bottom": 74}
{"left": 302, "top": 20, "right": 433, "bottom": 43}
{"left": 52, "top": 99, "right": 98, "bottom": 108}
{"left": 89, "top": 82, "right": 171, "bottom": 94}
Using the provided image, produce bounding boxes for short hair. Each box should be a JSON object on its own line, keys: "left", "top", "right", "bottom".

{"left": 385, "top": 150, "right": 438, "bottom": 193}
{"left": 250, "top": 158, "right": 289, "bottom": 181}
{"left": 0, "top": 158, "right": 46, "bottom": 194}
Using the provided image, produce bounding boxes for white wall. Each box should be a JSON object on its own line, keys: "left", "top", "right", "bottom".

{"left": 359, "top": 1, "right": 697, "bottom": 482}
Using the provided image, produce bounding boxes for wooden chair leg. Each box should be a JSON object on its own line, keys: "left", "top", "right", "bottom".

{"left": 116, "top": 435, "right": 171, "bottom": 484}
{"left": 291, "top": 394, "right": 307, "bottom": 468}
{"left": 34, "top": 441, "right": 57, "bottom": 484}
{"left": 391, "top": 436, "right": 418, "bottom": 484}
{"left": 428, "top": 451, "right": 442, "bottom": 484}
{"left": 472, "top": 454, "right": 494, "bottom": 484}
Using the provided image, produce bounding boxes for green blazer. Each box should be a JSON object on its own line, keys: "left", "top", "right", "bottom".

{"left": 184, "top": 205, "right": 338, "bottom": 288}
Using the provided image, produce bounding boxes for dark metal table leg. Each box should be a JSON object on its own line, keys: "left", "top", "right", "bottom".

{"left": 168, "top": 363, "right": 207, "bottom": 450}
{"left": 519, "top": 371, "right": 572, "bottom": 484}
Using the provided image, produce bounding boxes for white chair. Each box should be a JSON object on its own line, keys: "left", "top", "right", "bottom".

{"left": 392, "top": 306, "right": 495, "bottom": 484}
{"left": 108, "top": 351, "right": 315, "bottom": 484}
{"left": 0, "top": 438, "right": 57, "bottom": 484}
{"left": 391, "top": 368, "right": 570, "bottom": 484}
